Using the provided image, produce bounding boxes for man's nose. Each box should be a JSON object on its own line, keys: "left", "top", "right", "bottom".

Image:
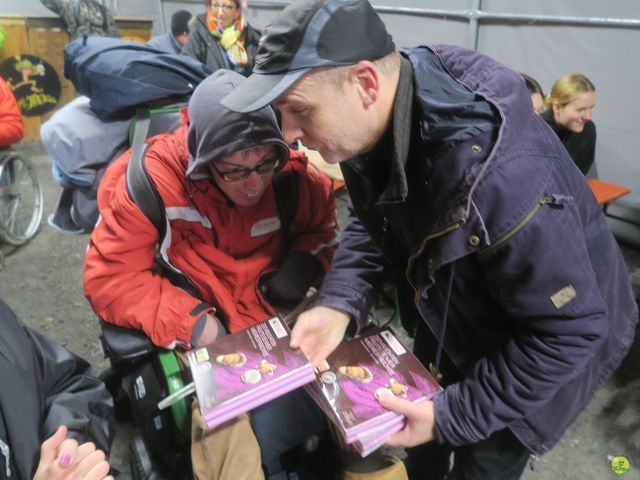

{"left": 281, "top": 115, "right": 303, "bottom": 145}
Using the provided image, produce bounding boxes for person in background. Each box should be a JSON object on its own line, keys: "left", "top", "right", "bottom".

{"left": 84, "top": 69, "right": 338, "bottom": 479}
{"left": 221, "top": 0, "right": 637, "bottom": 479}
{"left": 40, "top": 0, "right": 119, "bottom": 39}
{"left": 542, "top": 73, "right": 597, "bottom": 175}
{"left": 181, "top": 0, "right": 261, "bottom": 76}
{"left": 0, "top": 76, "right": 23, "bottom": 147}
{"left": 520, "top": 72, "right": 545, "bottom": 115}
{"left": 147, "top": 10, "right": 193, "bottom": 54}
{"left": 0, "top": 26, "right": 24, "bottom": 147}
{"left": 0, "top": 297, "right": 115, "bottom": 480}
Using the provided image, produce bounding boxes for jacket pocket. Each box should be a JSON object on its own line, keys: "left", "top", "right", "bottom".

{"left": 479, "top": 195, "right": 571, "bottom": 255}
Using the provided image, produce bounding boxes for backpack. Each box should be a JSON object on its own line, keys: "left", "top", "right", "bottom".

{"left": 41, "top": 95, "right": 130, "bottom": 233}
{"left": 63, "top": 36, "right": 213, "bottom": 120}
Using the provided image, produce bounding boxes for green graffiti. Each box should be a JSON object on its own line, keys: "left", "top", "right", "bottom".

{"left": 18, "top": 93, "right": 57, "bottom": 111}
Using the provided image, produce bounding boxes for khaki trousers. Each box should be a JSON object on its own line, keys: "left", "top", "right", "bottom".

{"left": 176, "top": 351, "right": 264, "bottom": 480}
{"left": 190, "top": 398, "right": 265, "bottom": 480}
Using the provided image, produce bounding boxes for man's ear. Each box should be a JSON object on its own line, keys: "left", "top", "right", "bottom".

{"left": 350, "top": 61, "right": 380, "bottom": 108}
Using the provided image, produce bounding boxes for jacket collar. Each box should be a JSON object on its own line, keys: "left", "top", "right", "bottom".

{"left": 345, "top": 56, "right": 414, "bottom": 207}
{"left": 379, "top": 55, "right": 414, "bottom": 205}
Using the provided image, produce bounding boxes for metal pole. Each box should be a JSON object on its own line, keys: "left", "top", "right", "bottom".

{"left": 156, "top": 0, "right": 166, "bottom": 34}
{"left": 467, "top": 0, "right": 481, "bottom": 50}
{"left": 248, "top": 1, "right": 640, "bottom": 30}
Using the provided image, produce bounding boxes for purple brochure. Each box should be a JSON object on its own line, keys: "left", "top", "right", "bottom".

{"left": 188, "top": 317, "right": 314, "bottom": 429}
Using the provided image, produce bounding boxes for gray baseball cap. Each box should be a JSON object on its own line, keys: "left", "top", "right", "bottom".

{"left": 220, "top": 0, "right": 395, "bottom": 113}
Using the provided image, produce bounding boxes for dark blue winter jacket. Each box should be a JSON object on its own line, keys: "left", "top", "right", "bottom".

{"left": 315, "top": 44, "right": 637, "bottom": 455}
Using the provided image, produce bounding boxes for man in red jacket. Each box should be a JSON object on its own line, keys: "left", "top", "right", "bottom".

{"left": 84, "top": 69, "right": 338, "bottom": 479}
{"left": 0, "top": 76, "right": 23, "bottom": 147}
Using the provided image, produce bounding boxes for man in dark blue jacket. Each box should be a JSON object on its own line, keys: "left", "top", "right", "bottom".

{"left": 147, "top": 10, "right": 193, "bottom": 54}
{"left": 221, "top": 0, "right": 638, "bottom": 478}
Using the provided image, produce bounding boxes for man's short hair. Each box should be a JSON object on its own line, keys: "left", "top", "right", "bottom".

{"left": 312, "top": 50, "right": 401, "bottom": 91}
{"left": 171, "top": 10, "right": 193, "bottom": 37}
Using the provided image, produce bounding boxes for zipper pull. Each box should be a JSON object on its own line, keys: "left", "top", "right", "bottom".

{"left": 0, "top": 438, "right": 11, "bottom": 478}
{"left": 528, "top": 454, "right": 540, "bottom": 473}
{"left": 541, "top": 194, "right": 573, "bottom": 207}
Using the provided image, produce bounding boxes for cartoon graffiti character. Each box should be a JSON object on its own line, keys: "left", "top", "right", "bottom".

{"left": 9, "top": 56, "right": 46, "bottom": 93}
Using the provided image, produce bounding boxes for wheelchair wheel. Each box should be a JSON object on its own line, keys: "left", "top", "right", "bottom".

{"left": 0, "top": 152, "right": 43, "bottom": 245}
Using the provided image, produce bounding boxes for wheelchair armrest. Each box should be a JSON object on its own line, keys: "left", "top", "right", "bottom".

{"left": 100, "top": 319, "right": 156, "bottom": 366}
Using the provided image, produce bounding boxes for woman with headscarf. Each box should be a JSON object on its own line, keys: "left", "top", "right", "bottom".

{"left": 181, "top": 0, "right": 261, "bottom": 77}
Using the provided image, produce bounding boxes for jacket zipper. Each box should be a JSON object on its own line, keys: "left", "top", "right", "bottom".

{"left": 405, "top": 222, "right": 463, "bottom": 293}
{"left": 402, "top": 197, "right": 552, "bottom": 379}
{"left": 405, "top": 222, "right": 462, "bottom": 382}
{"left": 0, "top": 437, "right": 10, "bottom": 478}
{"left": 479, "top": 196, "right": 553, "bottom": 255}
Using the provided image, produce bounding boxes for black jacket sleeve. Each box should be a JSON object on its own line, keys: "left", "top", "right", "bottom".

{"left": 28, "top": 325, "right": 115, "bottom": 454}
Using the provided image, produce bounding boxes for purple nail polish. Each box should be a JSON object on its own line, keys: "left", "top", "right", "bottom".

{"left": 59, "top": 453, "right": 72, "bottom": 466}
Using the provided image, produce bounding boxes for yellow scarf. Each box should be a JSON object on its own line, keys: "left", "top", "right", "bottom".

{"left": 206, "top": 10, "right": 248, "bottom": 66}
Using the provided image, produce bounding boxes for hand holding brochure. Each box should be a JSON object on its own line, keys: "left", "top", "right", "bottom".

{"left": 187, "top": 317, "right": 315, "bottom": 429}
{"left": 306, "top": 327, "right": 442, "bottom": 456}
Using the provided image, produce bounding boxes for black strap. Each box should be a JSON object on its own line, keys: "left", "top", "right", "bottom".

{"left": 429, "top": 260, "right": 456, "bottom": 383}
{"left": 126, "top": 108, "right": 200, "bottom": 298}
{"left": 272, "top": 170, "right": 299, "bottom": 253}
{"left": 126, "top": 109, "right": 165, "bottom": 236}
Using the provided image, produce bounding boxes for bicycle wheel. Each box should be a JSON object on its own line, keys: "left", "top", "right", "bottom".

{"left": 0, "top": 152, "right": 44, "bottom": 246}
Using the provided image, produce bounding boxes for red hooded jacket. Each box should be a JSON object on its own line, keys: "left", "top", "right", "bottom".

{"left": 0, "top": 77, "right": 23, "bottom": 147}
{"left": 84, "top": 122, "right": 338, "bottom": 348}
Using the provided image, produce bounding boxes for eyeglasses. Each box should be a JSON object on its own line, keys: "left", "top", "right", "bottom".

{"left": 209, "top": 156, "right": 282, "bottom": 182}
{"left": 211, "top": 3, "right": 237, "bottom": 12}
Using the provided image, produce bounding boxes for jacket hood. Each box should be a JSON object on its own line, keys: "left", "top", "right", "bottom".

{"left": 186, "top": 69, "right": 290, "bottom": 179}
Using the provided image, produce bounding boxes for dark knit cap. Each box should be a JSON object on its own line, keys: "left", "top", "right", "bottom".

{"left": 171, "top": 10, "right": 193, "bottom": 36}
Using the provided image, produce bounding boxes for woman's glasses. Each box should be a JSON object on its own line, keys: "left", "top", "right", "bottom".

{"left": 211, "top": 3, "right": 237, "bottom": 12}
{"left": 209, "top": 157, "right": 282, "bottom": 182}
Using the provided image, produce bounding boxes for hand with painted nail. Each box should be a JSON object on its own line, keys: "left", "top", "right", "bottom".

{"left": 33, "top": 425, "right": 113, "bottom": 480}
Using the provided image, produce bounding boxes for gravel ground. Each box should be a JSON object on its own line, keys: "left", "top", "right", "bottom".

{"left": 1, "top": 141, "right": 639, "bottom": 479}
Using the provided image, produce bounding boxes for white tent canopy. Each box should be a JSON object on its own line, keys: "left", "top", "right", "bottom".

{"left": 3, "top": 0, "right": 640, "bottom": 243}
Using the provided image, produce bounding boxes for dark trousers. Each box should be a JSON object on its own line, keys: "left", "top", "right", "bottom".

{"left": 405, "top": 320, "right": 530, "bottom": 480}
{"left": 251, "top": 388, "right": 326, "bottom": 478}
{"left": 405, "top": 428, "right": 530, "bottom": 480}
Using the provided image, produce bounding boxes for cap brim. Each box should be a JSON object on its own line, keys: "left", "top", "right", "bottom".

{"left": 220, "top": 68, "right": 309, "bottom": 113}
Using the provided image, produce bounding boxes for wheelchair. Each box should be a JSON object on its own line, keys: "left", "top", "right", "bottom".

{"left": 94, "top": 105, "right": 400, "bottom": 479}
{"left": 0, "top": 149, "right": 43, "bottom": 246}
{"left": 99, "top": 320, "right": 193, "bottom": 480}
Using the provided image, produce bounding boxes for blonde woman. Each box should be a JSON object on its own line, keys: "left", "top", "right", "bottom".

{"left": 181, "top": 0, "right": 261, "bottom": 76}
{"left": 542, "top": 73, "right": 597, "bottom": 175}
